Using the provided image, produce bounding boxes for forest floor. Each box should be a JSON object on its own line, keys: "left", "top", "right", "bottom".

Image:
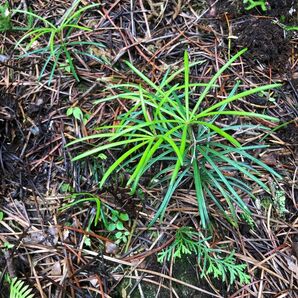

{"left": 0, "top": 0, "right": 298, "bottom": 297}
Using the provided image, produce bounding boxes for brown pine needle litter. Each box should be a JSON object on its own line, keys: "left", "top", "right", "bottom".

{"left": 0, "top": 0, "right": 298, "bottom": 297}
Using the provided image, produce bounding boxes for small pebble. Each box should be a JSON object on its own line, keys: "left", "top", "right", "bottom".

{"left": 0, "top": 54, "right": 9, "bottom": 62}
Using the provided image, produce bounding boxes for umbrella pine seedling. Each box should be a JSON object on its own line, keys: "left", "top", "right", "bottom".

{"left": 68, "top": 49, "right": 282, "bottom": 228}
{"left": 14, "top": 0, "right": 106, "bottom": 84}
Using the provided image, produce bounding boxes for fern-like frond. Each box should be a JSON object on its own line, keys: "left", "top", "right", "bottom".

{"left": 158, "top": 227, "right": 251, "bottom": 285}
{"left": 5, "top": 274, "right": 34, "bottom": 298}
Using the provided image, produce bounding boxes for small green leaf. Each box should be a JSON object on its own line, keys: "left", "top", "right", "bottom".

{"left": 111, "top": 210, "right": 119, "bottom": 216}
{"left": 97, "top": 153, "right": 107, "bottom": 159}
{"left": 4, "top": 242, "right": 13, "bottom": 249}
{"left": 83, "top": 114, "right": 90, "bottom": 125}
{"left": 66, "top": 107, "right": 73, "bottom": 116}
{"left": 119, "top": 213, "right": 129, "bottom": 221}
{"left": 115, "top": 231, "right": 123, "bottom": 238}
{"left": 107, "top": 223, "right": 116, "bottom": 231}
{"left": 111, "top": 215, "right": 118, "bottom": 222}
{"left": 60, "top": 183, "right": 71, "bottom": 193}
{"left": 84, "top": 237, "right": 91, "bottom": 247}
{"left": 72, "top": 107, "right": 83, "bottom": 121}
{"left": 116, "top": 221, "right": 124, "bottom": 230}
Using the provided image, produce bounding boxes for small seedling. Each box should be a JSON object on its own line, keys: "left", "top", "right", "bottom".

{"left": 115, "top": 230, "right": 130, "bottom": 244}
{"left": 3, "top": 241, "right": 13, "bottom": 250}
{"left": 105, "top": 209, "right": 130, "bottom": 244}
{"left": 60, "top": 193, "right": 102, "bottom": 226}
{"left": 67, "top": 106, "right": 90, "bottom": 124}
{"left": 83, "top": 208, "right": 98, "bottom": 247}
{"left": 14, "top": 0, "right": 106, "bottom": 84}
{"left": 59, "top": 182, "right": 74, "bottom": 193}
{"left": 106, "top": 210, "right": 129, "bottom": 231}
{"left": 60, "top": 192, "right": 130, "bottom": 245}
{"left": 0, "top": 2, "right": 34, "bottom": 33}
{"left": 273, "top": 19, "right": 298, "bottom": 32}
{"left": 243, "top": 0, "right": 267, "bottom": 11}
{"left": 0, "top": 1, "right": 11, "bottom": 32}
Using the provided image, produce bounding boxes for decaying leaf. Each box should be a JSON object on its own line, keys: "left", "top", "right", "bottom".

{"left": 287, "top": 257, "right": 298, "bottom": 279}
{"left": 50, "top": 261, "right": 62, "bottom": 276}
{"left": 105, "top": 241, "right": 118, "bottom": 254}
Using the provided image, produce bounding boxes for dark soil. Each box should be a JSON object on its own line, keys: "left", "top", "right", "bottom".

{"left": 267, "top": 0, "right": 297, "bottom": 23}
{"left": 216, "top": 0, "right": 296, "bottom": 72}
{"left": 234, "top": 18, "right": 290, "bottom": 71}
{"left": 278, "top": 122, "right": 298, "bottom": 147}
{"left": 0, "top": 92, "right": 23, "bottom": 179}
{"left": 217, "top": 0, "right": 298, "bottom": 23}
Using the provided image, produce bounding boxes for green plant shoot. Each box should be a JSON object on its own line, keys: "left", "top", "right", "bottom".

{"left": 68, "top": 49, "right": 282, "bottom": 229}
{"left": 243, "top": 0, "right": 267, "bottom": 11}
{"left": 14, "top": 0, "right": 106, "bottom": 84}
